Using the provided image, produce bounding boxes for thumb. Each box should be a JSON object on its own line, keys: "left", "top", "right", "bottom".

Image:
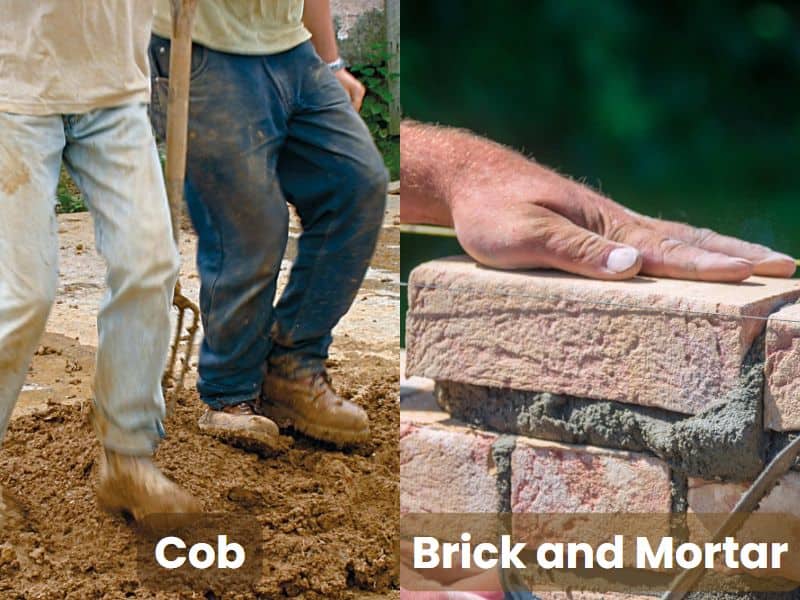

{"left": 540, "top": 217, "right": 642, "bottom": 279}
{"left": 462, "top": 211, "right": 642, "bottom": 280}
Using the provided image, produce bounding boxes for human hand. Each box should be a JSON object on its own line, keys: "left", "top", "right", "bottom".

{"left": 450, "top": 173, "right": 795, "bottom": 281}
{"left": 335, "top": 68, "right": 366, "bottom": 112}
{"left": 401, "top": 121, "right": 796, "bottom": 282}
{"left": 399, "top": 540, "right": 505, "bottom": 600}
{"left": 399, "top": 590, "right": 502, "bottom": 600}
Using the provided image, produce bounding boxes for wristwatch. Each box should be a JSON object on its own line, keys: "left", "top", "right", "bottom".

{"left": 327, "top": 57, "right": 346, "bottom": 72}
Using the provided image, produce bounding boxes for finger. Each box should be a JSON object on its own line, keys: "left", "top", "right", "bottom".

{"left": 400, "top": 591, "right": 494, "bottom": 600}
{"left": 400, "top": 566, "right": 445, "bottom": 591}
{"left": 450, "top": 570, "right": 505, "bottom": 596}
{"left": 610, "top": 221, "right": 754, "bottom": 282}
{"left": 642, "top": 218, "right": 795, "bottom": 277}
{"left": 460, "top": 211, "right": 642, "bottom": 280}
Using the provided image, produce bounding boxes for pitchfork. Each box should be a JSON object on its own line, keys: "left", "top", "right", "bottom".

{"left": 162, "top": 0, "right": 200, "bottom": 399}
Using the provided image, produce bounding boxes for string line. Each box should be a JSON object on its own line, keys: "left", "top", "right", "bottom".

{"left": 399, "top": 281, "right": 800, "bottom": 325}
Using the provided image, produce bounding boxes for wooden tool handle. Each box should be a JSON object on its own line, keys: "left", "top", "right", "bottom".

{"left": 165, "top": 0, "right": 198, "bottom": 246}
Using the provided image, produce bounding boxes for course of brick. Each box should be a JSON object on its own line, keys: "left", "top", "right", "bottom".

{"left": 400, "top": 409, "right": 671, "bottom": 515}
{"left": 406, "top": 256, "right": 800, "bottom": 416}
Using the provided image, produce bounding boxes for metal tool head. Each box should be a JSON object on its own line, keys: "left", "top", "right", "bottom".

{"left": 163, "top": 280, "right": 200, "bottom": 405}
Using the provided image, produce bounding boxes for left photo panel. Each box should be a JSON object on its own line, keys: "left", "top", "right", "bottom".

{"left": 0, "top": 0, "right": 400, "bottom": 597}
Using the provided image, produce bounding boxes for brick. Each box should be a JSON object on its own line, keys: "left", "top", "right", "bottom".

{"left": 406, "top": 256, "right": 800, "bottom": 414}
{"left": 511, "top": 436, "right": 672, "bottom": 513}
{"left": 688, "top": 472, "right": 800, "bottom": 515}
{"left": 765, "top": 302, "right": 800, "bottom": 431}
{"left": 400, "top": 420, "right": 500, "bottom": 513}
{"left": 688, "top": 474, "right": 800, "bottom": 583}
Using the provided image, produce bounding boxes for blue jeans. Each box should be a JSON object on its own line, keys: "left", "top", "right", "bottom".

{"left": 149, "top": 37, "right": 388, "bottom": 409}
{"left": 0, "top": 105, "right": 178, "bottom": 455}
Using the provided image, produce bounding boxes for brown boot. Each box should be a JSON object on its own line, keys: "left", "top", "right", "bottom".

{"left": 261, "top": 371, "right": 370, "bottom": 446}
{"left": 197, "top": 401, "right": 291, "bottom": 454}
{"left": 96, "top": 450, "right": 202, "bottom": 521}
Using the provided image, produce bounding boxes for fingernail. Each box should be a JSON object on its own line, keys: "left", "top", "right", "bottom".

{"left": 760, "top": 251, "right": 795, "bottom": 264}
{"left": 606, "top": 247, "right": 639, "bottom": 273}
{"left": 754, "top": 252, "right": 797, "bottom": 277}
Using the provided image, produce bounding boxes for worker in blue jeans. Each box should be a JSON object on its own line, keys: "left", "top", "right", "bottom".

{"left": 149, "top": 0, "right": 387, "bottom": 450}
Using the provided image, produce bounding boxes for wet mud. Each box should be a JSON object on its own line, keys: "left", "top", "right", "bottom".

{"left": 0, "top": 341, "right": 399, "bottom": 599}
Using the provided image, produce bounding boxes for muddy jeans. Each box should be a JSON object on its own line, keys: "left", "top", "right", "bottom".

{"left": 0, "top": 104, "right": 179, "bottom": 455}
{"left": 149, "top": 37, "right": 387, "bottom": 408}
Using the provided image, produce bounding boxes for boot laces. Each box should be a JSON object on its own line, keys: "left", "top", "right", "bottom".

{"left": 311, "top": 371, "right": 342, "bottom": 406}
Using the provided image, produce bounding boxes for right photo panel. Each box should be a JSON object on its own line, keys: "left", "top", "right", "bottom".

{"left": 400, "top": 2, "right": 800, "bottom": 598}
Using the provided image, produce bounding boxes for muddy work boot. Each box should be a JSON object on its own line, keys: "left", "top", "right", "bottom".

{"left": 197, "top": 401, "right": 291, "bottom": 455}
{"left": 261, "top": 371, "right": 370, "bottom": 446}
{"left": 96, "top": 450, "right": 202, "bottom": 521}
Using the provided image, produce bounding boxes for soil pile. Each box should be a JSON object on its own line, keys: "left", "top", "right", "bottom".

{"left": 0, "top": 349, "right": 399, "bottom": 599}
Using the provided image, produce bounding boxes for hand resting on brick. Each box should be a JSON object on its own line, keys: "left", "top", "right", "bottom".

{"left": 399, "top": 539, "right": 507, "bottom": 600}
{"left": 400, "top": 120, "right": 795, "bottom": 282}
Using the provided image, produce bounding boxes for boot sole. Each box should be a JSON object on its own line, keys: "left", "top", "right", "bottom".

{"left": 96, "top": 484, "right": 202, "bottom": 525}
{"left": 198, "top": 421, "right": 292, "bottom": 456}
{"left": 260, "top": 403, "right": 370, "bottom": 447}
{"left": 97, "top": 497, "right": 200, "bottom": 534}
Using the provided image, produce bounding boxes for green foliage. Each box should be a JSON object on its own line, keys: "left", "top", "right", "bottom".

{"left": 350, "top": 44, "right": 400, "bottom": 179}
{"left": 56, "top": 166, "right": 86, "bottom": 214}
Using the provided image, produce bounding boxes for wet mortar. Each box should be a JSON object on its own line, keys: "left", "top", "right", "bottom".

{"left": 437, "top": 334, "right": 768, "bottom": 483}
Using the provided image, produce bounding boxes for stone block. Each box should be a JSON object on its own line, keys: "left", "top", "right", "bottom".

{"left": 765, "top": 302, "right": 800, "bottom": 431}
{"left": 406, "top": 256, "right": 800, "bottom": 414}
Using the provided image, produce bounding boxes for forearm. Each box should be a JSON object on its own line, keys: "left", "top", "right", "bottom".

{"left": 399, "top": 120, "right": 582, "bottom": 227}
{"left": 302, "top": 0, "right": 339, "bottom": 62}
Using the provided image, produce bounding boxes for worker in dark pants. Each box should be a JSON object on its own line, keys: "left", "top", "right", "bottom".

{"left": 149, "top": 0, "right": 387, "bottom": 450}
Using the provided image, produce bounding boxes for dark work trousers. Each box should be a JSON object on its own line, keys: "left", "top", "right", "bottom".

{"left": 149, "top": 36, "right": 388, "bottom": 409}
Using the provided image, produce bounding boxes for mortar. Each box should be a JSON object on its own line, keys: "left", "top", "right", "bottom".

{"left": 436, "top": 335, "right": 768, "bottom": 483}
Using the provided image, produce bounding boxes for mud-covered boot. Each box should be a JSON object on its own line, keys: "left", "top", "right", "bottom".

{"left": 96, "top": 450, "right": 202, "bottom": 521}
{"left": 197, "top": 401, "right": 291, "bottom": 454}
{"left": 261, "top": 371, "right": 370, "bottom": 446}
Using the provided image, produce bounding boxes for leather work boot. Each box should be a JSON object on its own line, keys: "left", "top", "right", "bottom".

{"left": 197, "top": 400, "right": 291, "bottom": 454}
{"left": 261, "top": 371, "right": 370, "bottom": 446}
{"left": 96, "top": 450, "right": 202, "bottom": 521}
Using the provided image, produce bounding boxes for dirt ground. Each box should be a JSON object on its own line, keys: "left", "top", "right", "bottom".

{"left": 0, "top": 197, "right": 400, "bottom": 599}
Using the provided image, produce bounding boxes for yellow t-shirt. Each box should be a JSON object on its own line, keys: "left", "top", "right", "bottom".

{"left": 152, "top": 0, "right": 311, "bottom": 55}
{"left": 0, "top": 0, "right": 153, "bottom": 115}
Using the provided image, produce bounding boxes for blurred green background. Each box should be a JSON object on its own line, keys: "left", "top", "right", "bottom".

{"left": 401, "top": 0, "right": 800, "bottom": 345}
